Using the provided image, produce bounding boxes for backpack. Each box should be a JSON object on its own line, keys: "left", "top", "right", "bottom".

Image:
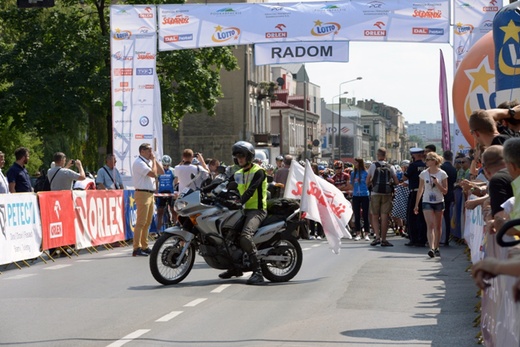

{"left": 33, "top": 168, "right": 61, "bottom": 193}
{"left": 372, "top": 162, "right": 393, "bottom": 194}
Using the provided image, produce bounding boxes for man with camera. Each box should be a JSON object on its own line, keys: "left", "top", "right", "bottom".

{"left": 48, "top": 152, "right": 86, "bottom": 190}
{"left": 173, "top": 149, "right": 209, "bottom": 193}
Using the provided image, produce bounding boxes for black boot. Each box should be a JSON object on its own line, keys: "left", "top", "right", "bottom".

{"left": 218, "top": 268, "right": 243, "bottom": 279}
{"left": 247, "top": 254, "right": 265, "bottom": 285}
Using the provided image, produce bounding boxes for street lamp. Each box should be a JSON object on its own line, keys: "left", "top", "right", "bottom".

{"left": 331, "top": 92, "right": 348, "bottom": 161}
{"left": 338, "top": 77, "right": 362, "bottom": 161}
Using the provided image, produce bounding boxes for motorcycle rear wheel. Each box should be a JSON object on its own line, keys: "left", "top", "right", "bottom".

{"left": 150, "top": 233, "right": 195, "bottom": 285}
{"left": 261, "top": 234, "right": 302, "bottom": 282}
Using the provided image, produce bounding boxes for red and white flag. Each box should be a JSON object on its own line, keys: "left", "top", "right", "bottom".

{"left": 285, "top": 160, "right": 352, "bottom": 254}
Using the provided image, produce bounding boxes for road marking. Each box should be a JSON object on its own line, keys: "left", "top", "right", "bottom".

{"left": 211, "top": 284, "right": 231, "bottom": 293}
{"left": 76, "top": 260, "right": 93, "bottom": 262}
{"left": 106, "top": 329, "right": 150, "bottom": 347}
{"left": 156, "top": 311, "right": 183, "bottom": 322}
{"left": 6, "top": 274, "right": 35, "bottom": 280}
{"left": 44, "top": 264, "right": 72, "bottom": 270}
{"left": 103, "top": 252, "right": 123, "bottom": 257}
{"left": 311, "top": 244, "right": 321, "bottom": 248}
{"left": 302, "top": 247, "right": 311, "bottom": 251}
{"left": 184, "top": 298, "right": 207, "bottom": 307}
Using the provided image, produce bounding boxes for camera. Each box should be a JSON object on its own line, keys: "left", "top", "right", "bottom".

{"left": 71, "top": 160, "right": 76, "bottom": 165}
{"left": 194, "top": 152, "right": 200, "bottom": 157}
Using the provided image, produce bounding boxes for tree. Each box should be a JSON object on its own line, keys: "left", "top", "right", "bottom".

{"left": 0, "top": 0, "right": 238, "bottom": 170}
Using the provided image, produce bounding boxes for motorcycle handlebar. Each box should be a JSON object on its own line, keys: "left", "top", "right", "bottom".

{"left": 496, "top": 218, "right": 520, "bottom": 247}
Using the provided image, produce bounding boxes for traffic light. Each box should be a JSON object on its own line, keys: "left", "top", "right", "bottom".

{"left": 17, "top": 0, "right": 55, "bottom": 8}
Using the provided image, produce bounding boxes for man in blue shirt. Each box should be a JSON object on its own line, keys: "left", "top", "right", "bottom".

{"left": 96, "top": 154, "right": 124, "bottom": 190}
{"left": 156, "top": 155, "right": 175, "bottom": 231}
{"left": 7, "top": 147, "right": 32, "bottom": 193}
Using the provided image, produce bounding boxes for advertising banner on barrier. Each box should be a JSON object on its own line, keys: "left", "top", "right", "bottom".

{"left": 0, "top": 193, "right": 42, "bottom": 265}
{"left": 158, "top": 0, "right": 450, "bottom": 51}
{"left": 254, "top": 41, "right": 349, "bottom": 65}
{"left": 73, "top": 190, "right": 125, "bottom": 248}
{"left": 124, "top": 190, "right": 158, "bottom": 241}
{"left": 38, "top": 191, "right": 75, "bottom": 251}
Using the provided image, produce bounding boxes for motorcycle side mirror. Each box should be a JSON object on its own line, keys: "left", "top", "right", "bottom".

{"left": 217, "top": 165, "right": 226, "bottom": 174}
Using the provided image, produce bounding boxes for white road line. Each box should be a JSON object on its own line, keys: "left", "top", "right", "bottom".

{"left": 311, "top": 244, "right": 321, "bottom": 248}
{"left": 106, "top": 329, "right": 150, "bottom": 347}
{"left": 6, "top": 274, "right": 35, "bottom": 280}
{"left": 44, "top": 264, "right": 72, "bottom": 270}
{"left": 211, "top": 284, "right": 231, "bottom": 293}
{"left": 103, "top": 252, "right": 124, "bottom": 257}
{"left": 302, "top": 247, "right": 312, "bottom": 251}
{"left": 76, "top": 260, "right": 93, "bottom": 262}
{"left": 155, "top": 311, "right": 183, "bottom": 322}
{"left": 184, "top": 298, "right": 207, "bottom": 307}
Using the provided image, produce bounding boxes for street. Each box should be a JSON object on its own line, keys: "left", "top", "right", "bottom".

{"left": 0, "top": 235, "right": 479, "bottom": 347}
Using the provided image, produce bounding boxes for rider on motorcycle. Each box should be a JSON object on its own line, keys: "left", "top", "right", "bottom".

{"left": 219, "top": 141, "right": 268, "bottom": 285}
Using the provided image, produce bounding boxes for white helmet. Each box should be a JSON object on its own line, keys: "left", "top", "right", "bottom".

{"left": 162, "top": 155, "right": 172, "bottom": 166}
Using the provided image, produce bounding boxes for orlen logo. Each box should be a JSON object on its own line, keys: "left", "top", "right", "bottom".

{"left": 364, "top": 21, "right": 386, "bottom": 36}
{"left": 136, "top": 51, "right": 156, "bottom": 60}
{"left": 164, "top": 34, "right": 193, "bottom": 42}
{"left": 139, "top": 7, "right": 154, "bottom": 18}
{"left": 311, "top": 20, "right": 340, "bottom": 37}
{"left": 112, "top": 51, "right": 133, "bottom": 61}
{"left": 162, "top": 14, "right": 190, "bottom": 25}
{"left": 483, "top": 0, "right": 498, "bottom": 12}
{"left": 266, "top": 24, "right": 288, "bottom": 39}
{"left": 138, "top": 84, "right": 154, "bottom": 89}
{"left": 49, "top": 222, "right": 63, "bottom": 238}
{"left": 113, "top": 28, "right": 132, "bottom": 40}
{"left": 412, "top": 8, "right": 443, "bottom": 19}
{"left": 212, "top": 25, "right": 241, "bottom": 43}
{"left": 454, "top": 23, "right": 474, "bottom": 35}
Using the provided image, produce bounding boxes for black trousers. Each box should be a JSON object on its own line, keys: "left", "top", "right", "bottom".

{"left": 443, "top": 194, "right": 454, "bottom": 243}
{"left": 406, "top": 191, "right": 427, "bottom": 245}
{"left": 352, "top": 196, "right": 370, "bottom": 234}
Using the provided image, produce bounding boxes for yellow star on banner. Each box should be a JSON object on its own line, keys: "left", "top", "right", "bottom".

{"left": 215, "top": 25, "right": 223, "bottom": 32}
{"left": 500, "top": 19, "right": 520, "bottom": 43}
{"left": 314, "top": 20, "right": 322, "bottom": 26}
{"left": 458, "top": 144, "right": 465, "bottom": 150}
{"left": 467, "top": 61, "right": 494, "bottom": 93}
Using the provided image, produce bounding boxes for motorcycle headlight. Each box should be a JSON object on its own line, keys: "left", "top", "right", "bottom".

{"left": 174, "top": 200, "right": 188, "bottom": 212}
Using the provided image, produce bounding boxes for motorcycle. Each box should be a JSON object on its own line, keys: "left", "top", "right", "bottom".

{"left": 149, "top": 174, "right": 304, "bottom": 285}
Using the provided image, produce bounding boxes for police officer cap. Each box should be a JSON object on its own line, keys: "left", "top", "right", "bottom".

{"left": 410, "top": 147, "right": 424, "bottom": 154}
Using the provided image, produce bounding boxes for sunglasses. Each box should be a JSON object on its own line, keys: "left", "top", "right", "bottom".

{"left": 456, "top": 160, "right": 464, "bottom": 164}
{"left": 425, "top": 158, "right": 434, "bottom": 161}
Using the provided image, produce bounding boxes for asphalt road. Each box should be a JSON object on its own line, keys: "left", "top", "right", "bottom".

{"left": 0, "top": 234, "right": 479, "bottom": 347}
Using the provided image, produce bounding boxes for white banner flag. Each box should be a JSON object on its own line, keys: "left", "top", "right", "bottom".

{"left": 285, "top": 160, "right": 352, "bottom": 253}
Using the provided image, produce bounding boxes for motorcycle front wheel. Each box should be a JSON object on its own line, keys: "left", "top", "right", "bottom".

{"left": 261, "top": 234, "right": 302, "bottom": 283}
{"left": 149, "top": 233, "right": 195, "bottom": 285}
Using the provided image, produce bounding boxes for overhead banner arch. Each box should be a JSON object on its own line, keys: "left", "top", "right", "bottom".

{"left": 157, "top": 1, "right": 450, "bottom": 51}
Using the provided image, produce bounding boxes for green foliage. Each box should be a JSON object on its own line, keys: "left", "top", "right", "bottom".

{"left": 0, "top": 0, "right": 238, "bottom": 169}
{"left": 0, "top": 117, "right": 43, "bottom": 176}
